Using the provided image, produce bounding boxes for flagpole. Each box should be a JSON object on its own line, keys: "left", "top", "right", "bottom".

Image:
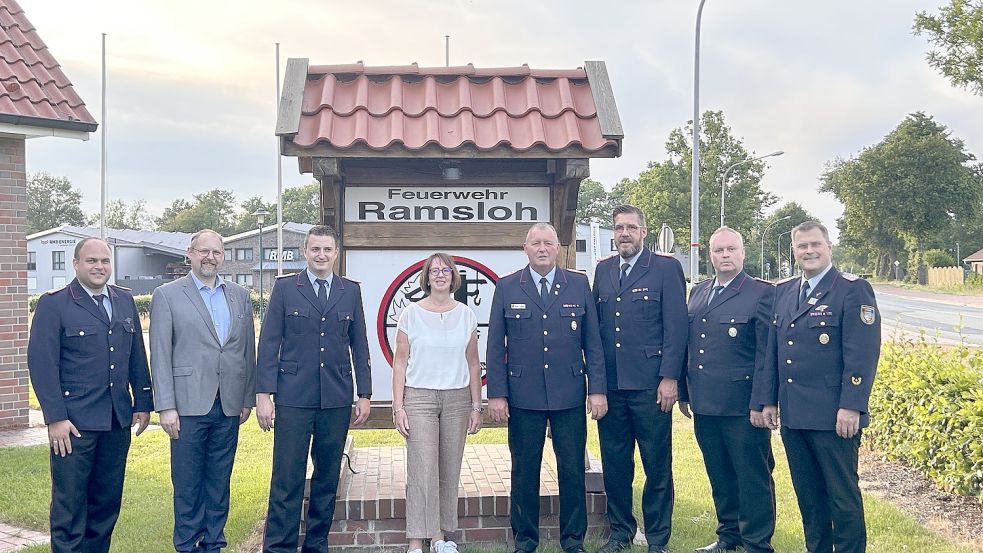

{"left": 275, "top": 42, "right": 283, "bottom": 276}
{"left": 100, "top": 33, "right": 107, "bottom": 239}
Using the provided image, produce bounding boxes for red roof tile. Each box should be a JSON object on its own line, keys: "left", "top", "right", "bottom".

{"left": 0, "top": 0, "right": 96, "bottom": 132}
{"left": 278, "top": 61, "right": 622, "bottom": 157}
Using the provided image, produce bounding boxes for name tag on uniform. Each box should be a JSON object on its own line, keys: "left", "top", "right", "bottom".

{"left": 631, "top": 287, "right": 649, "bottom": 292}
{"left": 562, "top": 304, "right": 582, "bottom": 308}
{"left": 510, "top": 303, "right": 526, "bottom": 309}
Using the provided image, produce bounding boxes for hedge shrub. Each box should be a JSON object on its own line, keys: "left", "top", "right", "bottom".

{"left": 29, "top": 293, "right": 153, "bottom": 315}
{"left": 867, "top": 339, "right": 983, "bottom": 500}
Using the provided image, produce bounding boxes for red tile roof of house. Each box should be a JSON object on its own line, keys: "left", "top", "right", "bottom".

{"left": 0, "top": 0, "right": 97, "bottom": 132}
{"left": 276, "top": 60, "right": 622, "bottom": 158}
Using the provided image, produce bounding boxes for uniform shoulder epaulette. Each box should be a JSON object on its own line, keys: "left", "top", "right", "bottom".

{"left": 46, "top": 284, "right": 68, "bottom": 295}
{"left": 597, "top": 253, "right": 617, "bottom": 263}
{"left": 501, "top": 268, "right": 524, "bottom": 279}
{"left": 653, "top": 250, "right": 674, "bottom": 257}
{"left": 695, "top": 277, "right": 712, "bottom": 286}
{"left": 565, "top": 267, "right": 587, "bottom": 275}
{"left": 775, "top": 275, "right": 798, "bottom": 285}
{"left": 109, "top": 283, "right": 132, "bottom": 292}
{"left": 275, "top": 272, "right": 299, "bottom": 280}
{"left": 341, "top": 275, "right": 362, "bottom": 284}
{"left": 753, "top": 277, "right": 774, "bottom": 285}
{"left": 841, "top": 272, "right": 860, "bottom": 282}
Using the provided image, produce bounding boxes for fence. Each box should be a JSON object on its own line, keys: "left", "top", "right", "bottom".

{"left": 926, "top": 266, "right": 964, "bottom": 287}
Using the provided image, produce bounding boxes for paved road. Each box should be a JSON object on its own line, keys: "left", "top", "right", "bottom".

{"left": 873, "top": 285, "right": 983, "bottom": 345}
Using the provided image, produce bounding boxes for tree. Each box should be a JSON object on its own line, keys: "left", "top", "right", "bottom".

{"left": 924, "top": 248, "right": 957, "bottom": 267}
{"left": 234, "top": 196, "right": 276, "bottom": 233}
{"left": 619, "top": 111, "right": 778, "bottom": 267}
{"left": 576, "top": 178, "right": 621, "bottom": 224}
{"left": 156, "top": 189, "right": 239, "bottom": 235}
{"left": 279, "top": 182, "right": 321, "bottom": 224}
{"left": 27, "top": 172, "right": 88, "bottom": 234}
{"left": 821, "top": 112, "right": 980, "bottom": 283}
{"left": 753, "top": 202, "right": 820, "bottom": 278}
{"left": 914, "top": 0, "right": 983, "bottom": 95}
{"left": 91, "top": 199, "right": 153, "bottom": 230}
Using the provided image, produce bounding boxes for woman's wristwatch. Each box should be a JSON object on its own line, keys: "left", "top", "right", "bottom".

{"left": 471, "top": 403, "right": 482, "bottom": 413}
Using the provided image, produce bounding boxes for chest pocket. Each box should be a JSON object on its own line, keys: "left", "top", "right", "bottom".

{"left": 505, "top": 308, "right": 531, "bottom": 339}
{"left": 632, "top": 291, "right": 660, "bottom": 321}
{"left": 720, "top": 315, "right": 749, "bottom": 343}
{"left": 338, "top": 311, "right": 353, "bottom": 334}
{"left": 560, "top": 306, "right": 586, "bottom": 335}
{"left": 64, "top": 326, "right": 99, "bottom": 357}
{"left": 286, "top": 306, "right": 310, "bottom": 333}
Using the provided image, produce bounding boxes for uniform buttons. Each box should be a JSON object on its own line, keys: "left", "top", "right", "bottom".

{"left": 788, "top": 341, "right": 794, "bottom": 346}
{"left": 109, "top": 347, "right": 114, "bottom": 352}
{"left": 790, "top": 323, "right": 795, "bottom": 328}
{"left": 544, "top": 364, "right": 549, "bottom": 369}
{"left": 108, "top": 330, "right": 112, "bottom": 335}
{"left": 786, "top": 359, "right": 792, "bottom": 365}
{"left": 320, "top": 332, "right": 325, "bottom": 337}
{"left": 820, "top": 321, "right": 826, "bottom": 326}
{"left": 615, "top": 327, "right": 620, "bottom": 332}
{"left": 702, "top": 318, "right": 707, "bottom": 323}
{"left": 616, "top": 343, "right": 621, "bottom": 348}
{"left": 279, "top": 368, "right": 285, "bottom": 373}
{"left": 294, "top": 311, "right": 299, "bottom": 315}
{"left": 544, "top": 347, "right": 549, "bottom": 352}
{"left": 109, "top": 382, "right": 113, "bottom": 387}
{"left": 700, "top": 333, "right": 706, "bottom": 339}
{"left": 542, "top": 314, "right": 547, "bottom": 319}
{"left": 110, "top": 364, "right": 115, "bottom": 369}
{"left": 79, "top": 330, "right": 85, "bottom": 336}
{"left": 616, "top": 297, "right": 622, "bottom": 302}
{"left": 64, "top": 391, "right": 70, "bottom": 396}
{"left": 543, "top": 330, "right": 548, "bottom": 336}
{"left": 516, "top": 314, "right": 521, "bottom": 319}
{"left": 321, "top": 317, "right": 326, "bottom": 322}
{"left": 697, "top": 364, "right": 703, "bottom": 369}
{"left": 615, "top": 312, "right": 621, "bottom": 317}
{"left": 787, "top": 378, "right": 794, "bottom": 383}
{"left": 320, "top": 347, "right": 325, "bottom": 352}
{"left": 745, "top": 375, "right": 750, "bottom": 380}
{"left": 320, "top": 362, "right": 324, "bottom": 367}
{"left": 699, "top": 349, "right": 704, "bottom": 354}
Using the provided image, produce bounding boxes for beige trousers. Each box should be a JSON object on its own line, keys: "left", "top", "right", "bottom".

{"left": 403, "top": 386, "right": 471, "bottom": 538}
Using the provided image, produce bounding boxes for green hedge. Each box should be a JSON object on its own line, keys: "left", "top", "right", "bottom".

{"left": 867, "top": 340, "right": 983, "bottom": 500}
{"left": 30, "top": 291, "right": 265, "bottom": 316}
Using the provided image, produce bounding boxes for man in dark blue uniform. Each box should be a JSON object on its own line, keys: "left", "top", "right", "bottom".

{"left": 486, "top": 222, "right": 607, "bottom": 553}
{"left": 753, "top": 221, "right": 880, "bottom": 553}
{"left": 591, "top": 205, "right": 687, "bottom": 553}
{"left": 680, "top": 227, "right": 776, "bottom": 553}
{"left": 256, "top": 225, "right": 372, "bottom": 553}
{"left": 28, "top": 237, "right": 153, "bottom": 553}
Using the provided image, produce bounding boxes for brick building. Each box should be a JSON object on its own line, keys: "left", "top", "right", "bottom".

{"left": 221, "top": 222, "right": 312, "bottom": 293}
{"left": 0, "top": 0, "right": 98, "bottom": 428}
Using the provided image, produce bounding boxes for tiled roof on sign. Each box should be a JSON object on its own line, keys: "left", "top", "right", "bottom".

{"left": 0, "top": 0, "right": 97, "bottom": 132}
{"left": 277, "top": 60, "right": 622, "bottom": 158}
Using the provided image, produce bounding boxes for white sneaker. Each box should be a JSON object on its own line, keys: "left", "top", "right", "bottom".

{"left": 432, "top": 540, "right": 459, "bottom": 553}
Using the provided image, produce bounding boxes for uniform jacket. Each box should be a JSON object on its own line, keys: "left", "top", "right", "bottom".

{"left": 256, "top": 271, "right": 371, "bottom": 409}
{"left": 150, "top": 275, "right": 256, "bottom": 416}
{"left": 592, "top": 249, "right": 688, "bottom": 390}
{"left": 486, "top": 266, "right": 605, "bottom": 411}
{"left": 681, "top": 272, "right": 774, "bottom": 416}
{"left": 753, "top": 266, "right": 880, "bottom": 430}
{"left": 28, "top": 279, "right": 153, "bottom": 431}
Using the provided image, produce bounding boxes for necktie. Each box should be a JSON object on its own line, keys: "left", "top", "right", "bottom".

{"left": 92, "top": 294, "right": 110, "bottom": 323}
{"left": 316, "top": 278, "right": 329, "bottom": 310}
{"left": 708, "top": 285, "right": 725, "bottom": 306}
{"left": 539, "top": 277, "right": 549, "bottom": 306}
{"left": 799, "top": 281, "right": 811, "bottom": 308}
{"left": 620, "top": 262, "right": 630, "bottom": 286}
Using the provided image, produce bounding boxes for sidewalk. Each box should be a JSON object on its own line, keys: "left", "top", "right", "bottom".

{"left": 0, "top": 523, "right": 48, "bottom": 552}
{"left": 872, "top": 283, "right": 983, "bottom": 308}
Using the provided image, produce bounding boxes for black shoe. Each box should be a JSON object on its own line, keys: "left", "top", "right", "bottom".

{"left": 648, "top": 546, "right": 670, "bottom": 553}
{"left": 694, "top": 542, "right": 743, "bottom": 553}
{"left": 597, "top": 541, "right": 631, "bottom": 553}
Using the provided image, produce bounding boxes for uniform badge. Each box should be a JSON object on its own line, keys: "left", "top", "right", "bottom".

{"left": 510, "top": 303, "right": 526, "bottom": 309}
{"left": 815, "top": 305, "right": 828, "bottom": 312}
{"left": 851, "top": 376, "right": 862, "bottom": 386}
{"left": 570, "top": 320, "right": 578, "bottom": 331}
{"left": 728, "top": 327, "right": 737, "bottom": 337}
{"left": 860, "top": 305, "right": 876, "bottom": 325}
{"left": 819, "top": 333, "right": 830, "bottom": 344}
{"left": 808, "top": 297, "right": 818, "bottom": 305}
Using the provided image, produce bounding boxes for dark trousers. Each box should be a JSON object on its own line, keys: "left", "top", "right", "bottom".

{"left": 49, "top": 424, "right": 131, "bottom": 553}
{"left": 263, "top": 405, "right": 350, "bottom": 553}
{"left": 781, "top": 428, "right": 865, "bottom": 553}
{"left": 508, "top": 405, "right": 587, "bottom": 552}
{"left": 694, "top": 414, "right": 776, "bottom": 553}
{"left": 597, "top": 389, "right": 673, "bottom": 546}
{"left": 170, "top": 398, "right": 241, "bottom": 553}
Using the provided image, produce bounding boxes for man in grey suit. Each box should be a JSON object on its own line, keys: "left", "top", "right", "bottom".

{"left": 150, "top": 229, "right": 256, "bottom": 553}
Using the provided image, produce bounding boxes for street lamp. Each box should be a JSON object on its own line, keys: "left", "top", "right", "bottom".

{"left": 253, "top": 208, "right": 270, "bottom": 318}
{"left": 777, "top": 230, "right": 792, "bottom": 278}
{"left": 760, "top": 215, "right": 791, "bottom": 278}
{"left": 690, "top": 0, "right": 708, "bottom": 285}
{"left": 720, "top": 150, "right": 784, "bottom": 228}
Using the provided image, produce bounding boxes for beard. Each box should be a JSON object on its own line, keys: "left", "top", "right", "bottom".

{"left": 619, "top": 241, "right": 642, "bottom": 259}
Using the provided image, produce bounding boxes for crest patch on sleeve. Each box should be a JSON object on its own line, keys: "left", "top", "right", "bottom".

{"left": 860, "top": 305, "right": 876, "bottom": 325}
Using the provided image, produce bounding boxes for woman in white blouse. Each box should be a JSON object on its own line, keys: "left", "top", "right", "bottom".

{"left": 392, "top": 253, "right": 482, "bottom": 553}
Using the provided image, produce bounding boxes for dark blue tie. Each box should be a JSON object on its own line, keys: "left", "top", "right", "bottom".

{"left": 92, "top": 294, "right": 110, "bottom": 323}
{"left": 620, "top": 263, "right": 630, "bottom": 286}
{"left": 799, "top": 281, "right": 811, "bottom": 308}
{"left": 708, "top": 285, "right": 724, "bottom": 306}
{"left": 316, "top": 279, "right": 329, "bottom": 311}
{"left": 539, "top": 277, "right": 549, "bottom": 306}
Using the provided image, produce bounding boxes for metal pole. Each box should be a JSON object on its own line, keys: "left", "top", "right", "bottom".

{"left": 690, "top": 0, "right": 708, "bottom": 285}
{"left": 275, "top": 43, "right": 284, "bottom": 275}
{"left": 445, "top": 35, "right": 450, "bottom": 67}
{"left": 759, "top": 215, "right": 790, "bottom": 278}
{"left": 100, "top": 33, "right": 107, "bottom": 239}
{"left": 720, "top": 150, "right": 783, "bottom": 228}
{"left": 956, "top": 241, "right": 960, "bottom": 266}
{"left": 778, "top": 230, "right": 792, "bottom": 277}
{"left": 259, "top": 223, "right": 264, "bottom": 319}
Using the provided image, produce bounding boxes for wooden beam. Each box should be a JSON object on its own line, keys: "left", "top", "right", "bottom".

{"left": 275, "top": 58, "right": 309, "bottom": 136}
{"left": 343, "top": 223, "right": 530, "bottom": 248}
{"left": 584, "top": 60, "right": 624, "bottom": 140}
{"left": 281, "top": 140, "right": 620, "bottom": 160}
{"left": 553, "top": 159, "right": 589, "bottom": 247}
{"left": 312, "top": 157, "right": 340, "bottom": 178}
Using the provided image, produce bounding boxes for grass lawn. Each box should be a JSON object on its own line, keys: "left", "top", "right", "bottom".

{"left": 0, "top": 414, "right": 974, "bottom": 553}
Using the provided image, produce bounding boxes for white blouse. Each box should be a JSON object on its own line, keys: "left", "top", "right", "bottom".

{"left": 397, "top": 302, "right": 477, "bottom": 390}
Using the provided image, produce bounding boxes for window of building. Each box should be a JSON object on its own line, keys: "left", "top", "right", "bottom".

{"left": 262, "top": 247, "right": 300, "bottom": 262}
{"left": 235, "top": 248, "right": 253, "bottom": 262}
{"left": 27, "top": 277, "right": 37, "bottom": 291}
{"left": 52, "top": 276, "right": 66, "bottom": 289}
{"left": 52, "top": 251, "right": 65, "bottom": 270}
{"left": 235, "top": 274, "right": 253, "bottom": 287}
{"left": 609, "top": 239, "right": 617, "bottom": 251}
{"left": 224, "top": 248, "right": 233, "bottom": 261}
{"left": 27, "top": 251, "right": 36, "bottom": 270}
{"left": 220, "top": 274, "right": 233, "bottom": 282}
{"left": 575, "top": 240, "right": 587, "bottom": 253}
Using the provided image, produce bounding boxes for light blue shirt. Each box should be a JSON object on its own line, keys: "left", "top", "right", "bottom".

{"left": 708, "top": 275, "right": 736, "bottom": 305}
{"left": 191, "top": 272, "right": 230, "bottom": 343}
{"left": 81, "top": 283, "right": 112, "bottom": 321}
{"left": 307, "top": 270, "right": 333, "bottom": 297}
{"left": 529, "top": 265, "right": 557, "bottom": 292}
{"left": 802, "top": 263, "right": 834, "bottom": 296}
{"left": 618, "top": 249, "right": 644, "bottom": 278}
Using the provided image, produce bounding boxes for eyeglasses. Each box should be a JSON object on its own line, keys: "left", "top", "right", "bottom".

{"left": 192, "top": 248, "right": 224, "bottom": 258}
{"left": 428, "top": 268, "right": 454, "bottom": 276}
{"left": 614, "top": 224, "right": 644, "bottom": 233}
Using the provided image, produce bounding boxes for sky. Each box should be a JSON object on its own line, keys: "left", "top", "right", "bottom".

{"left": 20, "top": 0, "right": 983, "bottom": 242}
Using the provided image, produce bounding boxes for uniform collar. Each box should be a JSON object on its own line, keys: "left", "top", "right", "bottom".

{"left": 619, "top": 248, "right": 644, "bottom": 271}
{"left": 528, "top": 265, "right": 557, "bottom": 287}
{"left": 78, "top": 282, "right": 107, "bottom": 297}
{"left": 306, "top": 270, "right": 333, "bottom": 289}
{"left": 801, "top": 263, "right": 833, "bottom": 292}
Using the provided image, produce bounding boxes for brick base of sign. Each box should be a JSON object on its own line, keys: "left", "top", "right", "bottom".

{"left": 308, "top": 443, "right": 608, "bottom": 550}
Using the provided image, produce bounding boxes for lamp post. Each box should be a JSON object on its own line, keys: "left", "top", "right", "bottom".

{"left": 720, "top": 150, "right": 784, "bottom": 228}
{"left": 760, "top": 215, "right": 791, "bottom": 278}
{"left": 254, "top": 208, "right": 270, "bottom": 319}
{"left": 777, "top": 230, "right": 792, "bottom": 278}
{"left": 690, "top": 0, "right": 708, "bottom": 285}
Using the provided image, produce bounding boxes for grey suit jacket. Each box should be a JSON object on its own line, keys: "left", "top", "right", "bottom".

{"left": 150, "top": 275, "right": 256, "bottom": 416}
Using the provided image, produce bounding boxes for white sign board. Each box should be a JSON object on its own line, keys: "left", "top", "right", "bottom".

{"left": 345, "top": 186, "right": 550, "bottom": 223}
{"left": 345, "top": 249, "right": 530, "bottom": 401}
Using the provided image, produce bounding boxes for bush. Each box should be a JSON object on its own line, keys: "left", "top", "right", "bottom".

{"left": 28, "top": 294, "right": 40, "bottom": 313}
{"left": 28, "top": 293, "right": 152, "bottom": 315}
{"left": 867, "top": 340, "right": 983, "bottom": 500}
{"left": 924, "top": 248, "right": 956, "bottom": 268}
